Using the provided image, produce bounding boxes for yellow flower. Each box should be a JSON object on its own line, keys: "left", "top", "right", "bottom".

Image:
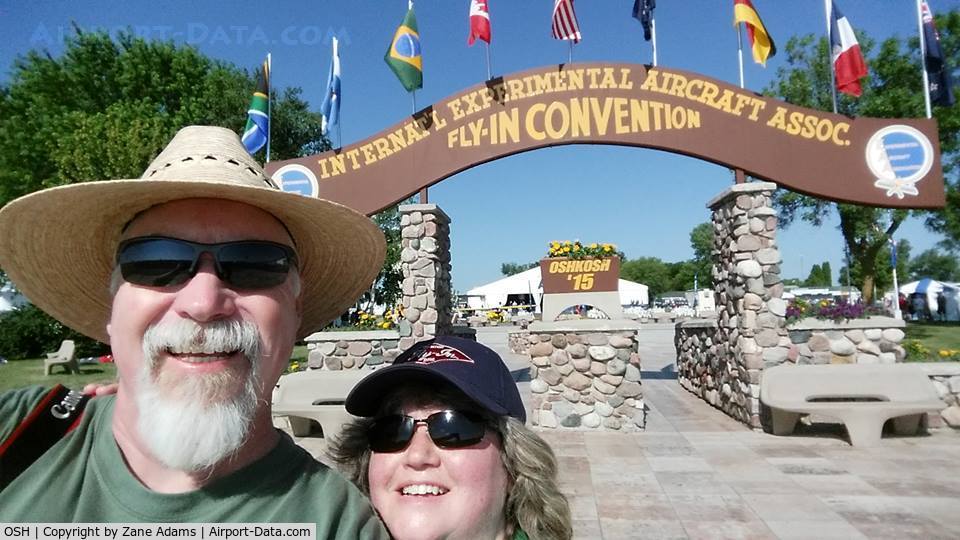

{"left": 603, "top": 245, "right": 611, "bottom": 252}
{"left": 563, "top": 246, "right": 570, "bottom": 253}
{"left": 939, "top": 349, "right": 951, "bottom": 357}
{"left": 381, "top": 322, "right": 390, "bottom": 329}
{"left": 573, "top": 245, "right": 580, "bottom": 251}
{"left": 590, "top": 243, "right": 598, "bottom": 249}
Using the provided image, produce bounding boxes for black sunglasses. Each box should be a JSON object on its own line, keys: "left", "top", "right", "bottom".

{"left": 367, "top": 410, "right": 488, "bottom": 453}
{"left": 117, "top": 236, "right": 298, "bottom": 290}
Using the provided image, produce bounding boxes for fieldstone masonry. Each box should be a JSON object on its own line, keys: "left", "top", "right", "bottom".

{"left": 704, "top": 182, "right": 785, "bottom": 428}
{"left": 508, "top": 330, "right": 532, "bottom": 355}
{"left": 303, "top": 330, "right": 402, "bottom": 370}
{"left": 922, "top": 362, "right": 960, "bottom": 428}
{"left": 526, "top": 324, "right": 645, "bottom": 431}
{"left": 399, "top": 204, "right": 453, "bottom": 349}
{"left": 784, "top": 318, "right": 906, "bottom": 365}
{"left": 677, "top": 318, "right": 915, "bottom": 423}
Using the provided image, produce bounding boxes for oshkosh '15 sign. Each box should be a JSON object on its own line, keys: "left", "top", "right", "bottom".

{"left": 540, "top": 257, "right": 619, "bottom": 294}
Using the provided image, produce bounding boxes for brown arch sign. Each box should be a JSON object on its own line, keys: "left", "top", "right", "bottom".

{"left": 265, "top": 62, "right": 945, "bottom": 215}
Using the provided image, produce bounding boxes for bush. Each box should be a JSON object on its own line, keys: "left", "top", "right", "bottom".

{"left": 0, "top": 304, "right": 107, "bottom": 360}
{"left": 902, "top": 338, "right": 930, "bottom": 359}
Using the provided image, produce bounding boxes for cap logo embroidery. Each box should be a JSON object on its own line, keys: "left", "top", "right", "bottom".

{"left": 412, "top": 343, "right": 475, "bottom": 365}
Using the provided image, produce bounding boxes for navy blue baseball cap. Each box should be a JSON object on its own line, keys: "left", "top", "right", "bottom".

{"left": 345, "top": 336, "right": 526, "bottom": 422}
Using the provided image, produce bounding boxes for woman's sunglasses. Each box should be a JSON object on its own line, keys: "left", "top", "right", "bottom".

{"left": 117, "top": 236, "right": 298, "bottom": 290}
{"left": 367, "top": 410, "right": 488, "bottom": 453}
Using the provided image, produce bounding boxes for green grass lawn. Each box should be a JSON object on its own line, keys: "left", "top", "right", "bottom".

{"left": 0, "top": 345, "right": 311, "bottom": 394}
{"left": 903, "top": 321, "right": 960, "bottom": 361}
{"left": 0, "top": 358, "right": 118, "bottom": 394}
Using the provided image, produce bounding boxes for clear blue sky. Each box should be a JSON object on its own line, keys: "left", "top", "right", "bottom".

{"left": 2, "top": 0, "right": 957, "bottom": 293}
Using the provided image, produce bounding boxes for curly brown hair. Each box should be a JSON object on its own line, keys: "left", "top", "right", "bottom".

{"left": 328, "top": 381, "right": 572, "bottom": 540}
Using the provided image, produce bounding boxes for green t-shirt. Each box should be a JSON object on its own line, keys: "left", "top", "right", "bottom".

{"left": 0, "top": 386, "right": 389, "bottom": 537}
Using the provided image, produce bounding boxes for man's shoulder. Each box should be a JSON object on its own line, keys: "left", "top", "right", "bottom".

{"left": 266, "top": 433, "right": 356, "bottom": 488}
{"left": 241, "top": 435, "right": 389, "bottom": 537}
{"left": 0, "top": 386, "right": 54, "bottom": 441}
{"left": 0, "top": 385, "right": 50, "bottom": 405}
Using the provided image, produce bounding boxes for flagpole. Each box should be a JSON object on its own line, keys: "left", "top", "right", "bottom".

{"left": 568, "top": 41, "right": 573, "bottom": 64}
{"left": 890, "top": 237, "right": 902, "bottom": 320}
{"left": 265, "top": 52, "right": 272, "bottom": 163}
{"left": 916, "top": 0, "right": 933, "bottom": 119}
{"left": 736, "top": 24, "right": 745, "bottom": 89}
{"left": 825, "top": 0, "right": 839, "bottom": 114}
{"left": 733, "top": 19, "right": 747, "bottom": 185}
{"left": 411, "top": 87, "right": 426, "bottom": 203}
{"left": 651, "top": 17, "right": 658, "bottom": 67}
{"left": 484, "top": 42, "right": 492, "bottom": 80}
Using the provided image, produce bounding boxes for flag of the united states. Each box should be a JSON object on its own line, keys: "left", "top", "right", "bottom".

{"left": 551, "top": 0, "right": 581, "bottom": 43}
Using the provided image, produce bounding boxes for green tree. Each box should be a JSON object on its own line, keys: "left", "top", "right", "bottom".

{"left": 667, "top": 260, "right": 698, "bottom": 292}
{"left": 501, "top": 262, "right": 538, "bottom": 276}
{"left": 0, "top": 28, "right": 330, "bottom": 206}
{"left": 369, "top": 205, "right": 404, "bottom": 309}
{"left": 803, "top": 261, "right": 833, "bottom": 287}
{"left": 764, "top": 11, "right": 960, "bottom": 304}
{"left": 621, "top": 257, "right": 672, "bottom": 300}
{"left": 804, "top": 263, "right": 823, "bottom": 287}
{"left": 909, "top": 248, "right": 960, "bottom": 281}
{"left": 0, "top": 304, "right": 107, "bottom": 360}
{"left": 839, "top": 239, "right": 912, "bottom": 296}
{"left": 689, "top": 222, "right": 714, "bottom": 289}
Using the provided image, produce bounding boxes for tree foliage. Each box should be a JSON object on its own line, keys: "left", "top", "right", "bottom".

{"left": 803, "top": 261, "right": 832, "bottom": 287}
{"left": 368, "top": 205, "right": 404, "bottom": 309}
{"left": 0, "top": 304, "right": 107, "bottom": 360}
{"left": 689, "top": 222, "right": 714, "bottom": 289}
{"left": 0, "top": 28, "right": 330, "bottom": 206}
{"left": 909, "top": 248, "right": 960, "bottom": 281}
{"left": 621, "top": 257, "right": 673, "bottom": 299}
{"left": 764, "top": 11, "right": 960, "bottom": 303}
{"left": 619, "top": 222, "right": 714, "bottom": 301}
{"left": 839, "top": 239, "right": 912, "bottom": 294}
{"left": 501, "top": 261, "right": 538, "bottom": 276}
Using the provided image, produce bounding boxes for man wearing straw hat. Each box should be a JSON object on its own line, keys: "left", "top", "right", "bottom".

{"left": 0, "top": 126, "right": 389, "bottom": 533}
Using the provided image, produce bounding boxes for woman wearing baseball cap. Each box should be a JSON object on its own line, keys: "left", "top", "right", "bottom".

{"left": 331, "top": 336, "right": 572, "bottom": 540}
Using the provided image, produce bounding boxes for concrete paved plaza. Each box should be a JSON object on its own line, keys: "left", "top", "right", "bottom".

{"left": 292, "top": 324, "right": 960, "bottom": 539}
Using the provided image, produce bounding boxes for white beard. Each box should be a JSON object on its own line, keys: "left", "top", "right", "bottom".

{"left": 135, "top": 319, "right": 263, "bottom": 472}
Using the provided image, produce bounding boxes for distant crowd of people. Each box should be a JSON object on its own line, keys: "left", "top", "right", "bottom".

{"left": 899, "top": 291, "right": 948, "bottom": 321}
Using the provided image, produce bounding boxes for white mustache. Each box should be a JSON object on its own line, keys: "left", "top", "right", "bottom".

{"left": 142, "top": 319, "right": 261, "bottom": 365}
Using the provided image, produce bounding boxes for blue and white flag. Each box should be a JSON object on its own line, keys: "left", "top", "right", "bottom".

{"left": 320, "top": 37, "right": 341, "bottom": 134}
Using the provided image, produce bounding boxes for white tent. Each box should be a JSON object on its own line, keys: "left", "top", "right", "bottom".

{"left": 897, "top": 278, "right": 960, "bottom": 321}
{"left": 465, "top": 267, "right": 649, "bottom": 311}
{"left": 0, "top": 283, "right": 25, "bottom": 313}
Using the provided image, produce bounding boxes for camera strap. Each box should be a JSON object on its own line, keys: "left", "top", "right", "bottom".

{"left": 0, "top": 384, "right": 89, "bottom": 490}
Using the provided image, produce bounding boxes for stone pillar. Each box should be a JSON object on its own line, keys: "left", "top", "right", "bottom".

{"left": 398, "top": 204, "right": 453, "bottom": 350}
{"left": 527, "top": 324, "right": 644, "bottom": 431}
{"left": 708, "top": 182, "right": 785, "bottom": 428}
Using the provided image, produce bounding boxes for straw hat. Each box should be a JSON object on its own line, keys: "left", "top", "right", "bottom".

{"left": 0, "top": 126, "right": 386, "bottom": 343}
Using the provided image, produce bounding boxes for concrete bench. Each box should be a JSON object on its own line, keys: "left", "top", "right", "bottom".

{"left": 760, "top": 364, "right": 946, "bottom": 447}
{"left": 272, "top": 369, "right": 372, "bottom": 439}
